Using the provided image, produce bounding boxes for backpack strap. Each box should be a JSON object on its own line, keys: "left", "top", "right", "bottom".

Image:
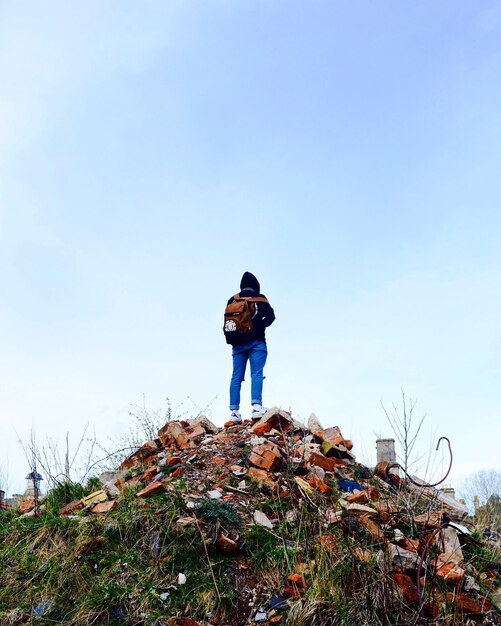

{"left": 248, "top": 296, "right": 269, "bottom": 304}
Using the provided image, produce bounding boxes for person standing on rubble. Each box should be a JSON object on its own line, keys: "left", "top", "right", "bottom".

{"left": 223, "top": 271, "right": 275, "bottom": 424}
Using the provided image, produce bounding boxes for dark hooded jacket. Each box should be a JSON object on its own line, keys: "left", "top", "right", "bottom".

{"left": 227, "top": 272, "right": 275, "bottom": 345}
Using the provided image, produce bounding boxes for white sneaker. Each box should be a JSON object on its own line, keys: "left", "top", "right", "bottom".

{"left": 251, "top": 404, "right": 267, "bottom": 419}
{"left": 229, "top": 410, "right": 242, "bottom": 424}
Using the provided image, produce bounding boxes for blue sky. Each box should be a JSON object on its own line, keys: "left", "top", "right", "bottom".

{"left": 1, "top": 1, "right": 500, "bottom": 496}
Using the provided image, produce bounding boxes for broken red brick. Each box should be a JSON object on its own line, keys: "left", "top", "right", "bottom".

{"left": 347, "top": 490, "right": 370, "bottom": 504}
{"left": 422, "top": 601, "right": 439, "bottom": 620}
{"left": 247, "top": 467, "right": 277, "bottom": 490}
{"left": 309, "top": 475, "right": 331, "bottom": 494}
{"left": 212, "top": 456, "right": 228, "bottom": 466}
{"left": 140, "top": 466, "right": 159, "bottom": 483}
{"left": 90, "top": 500, "right": 118, "bottom": 514}
{"left": 287, "top": 573, "right": 307, "bottom": 588}
{"left": 308, "top": 452, "right": 347, "bottom": 472}
{"left": 435, "top": 560, "right": 465, "bottom": 583}
{"left": 136, "top": 481, "right": 165, "bottom": 498}
{"left": 171, "top": 467, "right": 183, "bottom": 478}
{"left": 217, "top": 532, "right": 238, "bottom": 553}
{"left": 252, "top": 421, "right": 272, "bottom": 436}
{"left": 59, "top": 499, "right": 84, "bottom": 516}
{"left": 251, "top": 407, "right": 292, "bottom": 434}
{"left": 398, "top": 537, "right": 420, "bottom": 553}
{"left": 18, "top": 499, "right": 36, "bottom": 514}
{"left": 283, "top": 585, "right": 302, "bottom": 598}
{"left": 446, "top": 592, "right": 493, "bottom": 616}
{"left": 393, "top": 573, "right": 419, "bottom": 604}
{"left": 248, "top": 443, "right": 282, "bottom": 471}
{"left": 358, "top": 515, "right": 386, "bottom": 543}
{"left": 167, "top": 456, "right": 182, "bottom": 465}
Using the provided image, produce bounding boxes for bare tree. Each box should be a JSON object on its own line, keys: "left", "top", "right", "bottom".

{"left": 458, "top": 469, "right": 501, "bottom": 532}
{"left": 381, "top": 390, "right": 426, "bottom": 475}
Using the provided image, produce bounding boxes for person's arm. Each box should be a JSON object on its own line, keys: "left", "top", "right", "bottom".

{"left": 253, "top": 300, "right": 275, "bottom": 327}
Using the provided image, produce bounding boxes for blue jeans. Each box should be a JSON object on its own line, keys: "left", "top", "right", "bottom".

{"left": 229, "top": 340, "right": 268, "bottom": 410}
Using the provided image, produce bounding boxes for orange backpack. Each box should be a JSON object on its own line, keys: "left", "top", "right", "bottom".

{"left": 223, "top": 293, "right": 269, "bottom": 345}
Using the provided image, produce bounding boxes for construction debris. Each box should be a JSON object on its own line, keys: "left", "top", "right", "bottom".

{"left": 4, "top": 411, "right": 500, "bottom": 626}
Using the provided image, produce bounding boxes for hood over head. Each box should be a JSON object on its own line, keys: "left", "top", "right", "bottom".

{"left": 240, "top": 271, "right": 260, "bottom": 293}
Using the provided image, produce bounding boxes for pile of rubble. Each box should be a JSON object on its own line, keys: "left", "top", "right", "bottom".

{"left": 14, "top": 408, "right": 501, "bottom": 624}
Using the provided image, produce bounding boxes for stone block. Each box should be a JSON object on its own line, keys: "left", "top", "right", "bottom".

{"left": 388, "top": 543, "right": 421, "bottom": 572}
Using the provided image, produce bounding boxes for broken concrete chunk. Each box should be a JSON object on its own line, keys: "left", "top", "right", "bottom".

{"left": 387, "top": 544, "right": 421, "bottom": 571}
{"left": 194, "top": 415, "right": 218, "bottom": 434}
{"left": 207, "top": 490, "right": 223, "bottom": 500}
{"left": 307, "top": 413, "right": 324, "bottom": 434}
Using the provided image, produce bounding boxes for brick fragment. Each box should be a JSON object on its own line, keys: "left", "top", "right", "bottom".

{"left": 435, "top": 559, "right": 465, "bottom": 583}
{"left": 287, "top": 574, "right": 307, "bottom": 588}
{"left": 120, "top": 446, "right": 158, "bottom": 470}
{"left": 283, "top": 585, "right": 302, "bottom": 598}
{"left": 167, "top": 456, "right": 182, "bottom": 466}
{"left": 217, "top": 532, "right": 238, "bottom": 553}
{"left": 398, "top": 537, "right": 420, "bottom": 553}
{"left": 252, "top": 421, "right": 272, "bottom": 436}
{"left": 90, "top": 500, "right": 118, "bottom": 514}
{"left": 308, "top": 452, "right": 347, "bottom": 472}
{"left": 358, "top": 515, "right": 386, "bottom": 543}
{"left": 140, "top": 466, "right": 159, "bottom": 483}
{"left": 171, "top": 467, "right": 183, "bottom": 478}
{"left": 446, "top": 592, "right": 493, "bottom": 616}
{"left": 347, "top": 490, "right": 370, "bottom": 504}
{"left": 308, "top": 475, "right": 331, "bottom": 494}
{"left": 248, "top": 443, "right": 282, "bottom": 471}
{"left": 247, "top": 467, "right": 277, "bottom": 490}
{"left": 393, "top": 573, "right": 419, "bottom": 604}
{"left": 251, "top": 407, "right": 292, "bottom": 434}
{"left": 136, "top": 481, "right": 165, "bottom": 498}
{"left": 212, "top": 456, "right": 228, "bottom": 465}
{"left": 59, "top": 499, "right": 84, "bottom": 516}
{"left": 18, "top": 498, "right": 36, "bottom": 514}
